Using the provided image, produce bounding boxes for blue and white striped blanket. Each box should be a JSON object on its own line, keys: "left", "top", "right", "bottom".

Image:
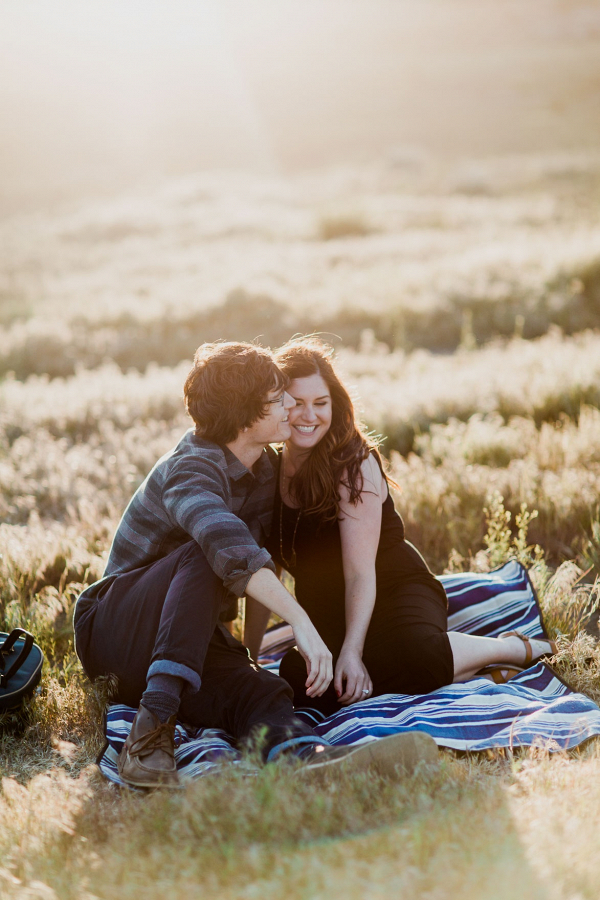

{"left": 98, "top": 560, "right": 600, "bottom": 784}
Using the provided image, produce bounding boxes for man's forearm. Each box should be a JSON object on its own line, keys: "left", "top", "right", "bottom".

{"left": 247, "top": 567, "right": 333, "bottom": 698}
{"left": 244, "top": 595, "right": 271, "bottom": 661}
{"left": 245, "top": 567, "right": 308, "bottom": 629}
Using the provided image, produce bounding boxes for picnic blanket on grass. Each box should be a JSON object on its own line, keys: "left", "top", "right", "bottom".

{"left": 98, "top": 560, "right": 600, "bottom": 785}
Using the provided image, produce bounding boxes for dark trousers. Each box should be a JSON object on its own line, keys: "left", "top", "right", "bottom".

{"left": 74, "top": 542, "right": 316, "bottom": 759}
{"left": 280, "top": 583, "right": 454, "bottom": 717}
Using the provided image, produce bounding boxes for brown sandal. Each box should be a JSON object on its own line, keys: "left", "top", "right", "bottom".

{"left": 476, "top": 664, "right": 524, "bottom": 684}
{"left": 498, "top": 630, "right": 557, "bottom": 665}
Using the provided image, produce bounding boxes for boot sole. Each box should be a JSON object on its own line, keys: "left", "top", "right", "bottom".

{"left": 118, "top": 773, "right": 182, "bottom": 789}
{"left": 117, "top": 749, "right": 181, "bottom": 790}
{"left": 297, "top": 730, "right": 438, "bottom": 780}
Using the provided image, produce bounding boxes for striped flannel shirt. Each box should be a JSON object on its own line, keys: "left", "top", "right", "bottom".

{"left": 78, "top": 430, "right": 277, "bottom": 606}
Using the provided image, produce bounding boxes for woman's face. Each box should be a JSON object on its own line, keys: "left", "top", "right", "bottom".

{"left": 287, "top": 373, "right": 333, "bottom": 451}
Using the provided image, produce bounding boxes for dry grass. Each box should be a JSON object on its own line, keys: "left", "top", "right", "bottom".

{"left": 3, "top": 333, "right": 600, "bottom": 569}
{"left": 4, "top": 742, "right": 600, "bottom": 899}
{"left": 341, "top": 328, "right": 600, "bottom": 453}
{"left": 388, "top": 406, "right": 600, "bottom": 569}
{"left": 1, "top": 151, "right": 600, "bottom": 378}
{"left": 2, "top": 480, "right": 600, "bottom": 898}
{"left": 0, "top": 757, "right": 512, "bottom": 900}
{"left": 3, "top": 152, "right": 600, "bottom": 897}
{"left": 317, "top": 209, "right": 374, "bottom": 241}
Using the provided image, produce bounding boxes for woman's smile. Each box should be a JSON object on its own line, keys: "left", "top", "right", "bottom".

{"left": 287, "top": 373, "right": 333, "bottom": 450}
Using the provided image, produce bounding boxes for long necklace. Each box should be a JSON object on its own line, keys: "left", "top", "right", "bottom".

{"left": 279, "top": 499, "right": 301, "bottom": 569}
{"left": 279, "top": 454, "right": 301, "bottom": 569}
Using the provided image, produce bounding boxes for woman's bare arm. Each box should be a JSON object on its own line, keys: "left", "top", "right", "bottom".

{"left": 336, "top": 454, "right": 386, "bottom": 704}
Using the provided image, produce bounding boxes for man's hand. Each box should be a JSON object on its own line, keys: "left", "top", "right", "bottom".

{"left": 334, "top": 646, "right": 373, "bottom": 706}
{"left": 245, "top": 567, "right": 333, "bottom": 695}
{"left": 292, "top": 618, "right": 334, "bottom": 698}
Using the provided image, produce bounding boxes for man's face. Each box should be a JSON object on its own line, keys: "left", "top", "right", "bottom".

{"left": 244, "top": 387, "right": 295, "bottom": 446}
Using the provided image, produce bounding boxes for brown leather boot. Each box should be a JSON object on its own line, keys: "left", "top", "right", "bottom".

{"left": 297, "top": 731, "right": 438, "bottom": 781}
{"left": 117, "top": 704, "right": 180, "bottom": 788}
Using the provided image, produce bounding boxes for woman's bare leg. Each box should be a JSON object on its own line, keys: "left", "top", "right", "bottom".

{"left": 448, "top": 632, "right": 556, "bottom": 682}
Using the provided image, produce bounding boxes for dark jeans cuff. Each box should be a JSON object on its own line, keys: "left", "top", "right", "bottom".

{"left": 147, "top": 659, "right": 201, "bottom": 694}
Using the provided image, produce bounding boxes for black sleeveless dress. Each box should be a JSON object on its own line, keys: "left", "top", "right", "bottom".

{"left": 266, "top": 467, "right": 454, "bottom": 715}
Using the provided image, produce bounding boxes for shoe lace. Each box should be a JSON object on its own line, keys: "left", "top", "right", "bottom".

{"left": 129, "top": 721, "right": 176, "bottom": 760}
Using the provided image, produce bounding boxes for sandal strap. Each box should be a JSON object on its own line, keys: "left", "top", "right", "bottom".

{"left": 518, "top": 633, "right": 532, "bottom": 665}
{"left": 500, "top": 630, "right": 532, "bottom": 664}
{"left": 477, "top": 664, "right": 525, "bottom": 684}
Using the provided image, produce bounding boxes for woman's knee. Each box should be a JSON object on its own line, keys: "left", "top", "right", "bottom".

{"left": 371, "top": 631, "right": 453, "bottom": 694}
{"left": 412, "top": 636, "right": 453, "bottom": 691}
{"left": 412, "top": 632, "right": 454, "bottom": 691}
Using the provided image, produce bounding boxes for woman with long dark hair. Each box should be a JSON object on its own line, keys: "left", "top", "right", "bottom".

{"left": 245, "top": 337, "right": 556, "bottom": 715}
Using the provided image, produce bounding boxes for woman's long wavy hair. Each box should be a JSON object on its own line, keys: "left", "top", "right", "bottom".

{"left": 275, "top": 337, "right": 386, "bottom": 523}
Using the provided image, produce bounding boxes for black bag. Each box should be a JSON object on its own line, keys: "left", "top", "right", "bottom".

{"left": 0, "top": 629, "right": 44, "bottom": 712}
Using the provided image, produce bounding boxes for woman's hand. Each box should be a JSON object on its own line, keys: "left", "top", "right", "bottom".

{"left": 292, "top": 618, "right": 334, "bottom": 698}
{"left": 334, "top": 646, "right": 373, "bottom": 706}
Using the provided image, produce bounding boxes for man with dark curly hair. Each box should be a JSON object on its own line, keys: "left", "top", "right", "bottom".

{"left": 74, "top": 341, "right": 434, "bottom": 787}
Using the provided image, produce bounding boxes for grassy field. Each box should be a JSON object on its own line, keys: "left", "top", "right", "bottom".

{"left": 2, "top": 149, "right": 600, "bottom": 898}
{"left": 2, "top": 151, "right": 600, "bottom": 375}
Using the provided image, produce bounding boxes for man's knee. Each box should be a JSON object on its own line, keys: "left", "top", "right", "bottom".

{"left": 165, "top": 540, "right": 226, "bottom": 599}
{"left": 171, "top": 540, "right": 212, "bottom": 572}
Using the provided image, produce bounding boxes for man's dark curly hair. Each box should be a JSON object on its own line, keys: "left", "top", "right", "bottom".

{"left": 184, "top": 341, "right": 286, "bottom": 445}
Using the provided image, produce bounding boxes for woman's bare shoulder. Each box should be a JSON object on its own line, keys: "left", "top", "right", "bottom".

{"left": 339, "top": 453, "right": 386, "bottom": 505}
{"left": 361, "top": 453, "right": 387, "bottom": 499}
